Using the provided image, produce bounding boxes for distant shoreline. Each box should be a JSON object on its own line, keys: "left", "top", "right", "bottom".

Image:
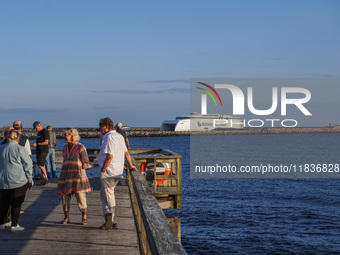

{"left": 2, "top": 126, "right": 338, "bottom": 140}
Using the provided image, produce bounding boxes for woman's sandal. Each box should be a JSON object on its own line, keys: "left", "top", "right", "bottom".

{"left": 61, "top": 218, "right": 70, "bottom": 224}
{"left": 81, "top": 218, "right": 88, "bottom": 225}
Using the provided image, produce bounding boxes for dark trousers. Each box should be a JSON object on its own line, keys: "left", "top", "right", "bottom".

{"left": 0, "top": 182, "right": 30, "bottom": 226}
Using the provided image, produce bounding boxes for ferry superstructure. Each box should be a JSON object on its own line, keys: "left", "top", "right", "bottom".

{"left": 160, "top": 112, "right": 243, "bottom": 131}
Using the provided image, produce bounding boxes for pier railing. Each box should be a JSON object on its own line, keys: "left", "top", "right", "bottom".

{"left": 47, "top": 149, "right": 100, "bottom": 169}
{"left": 126, "top": 162, "right": 186, "bottom": 255}
{"left": 129, "top": 148, "right": 182, "bottom": 209}
{"left": 38, "top": 148, "right": 182, "bottom": 209}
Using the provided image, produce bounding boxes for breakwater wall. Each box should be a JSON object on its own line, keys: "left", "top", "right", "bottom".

{"left": 190, "top": 126, "right": 340, "bottom": 136}
{"left": 2, "top": 127, "right": 339, "bottom": 140}
{"left": 18, "top": 127, "right": 160, "bottom": 132}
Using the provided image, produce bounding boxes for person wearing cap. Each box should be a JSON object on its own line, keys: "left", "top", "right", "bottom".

{"left": 31, "top": 121, "right": 50, "bottom": 186}
{"left": 98, "top": 117, "right": 137, "bottom": 230}
{"left": 115, "top": 123, "right": 130, "bottom": 149}
{"left": 13, "top": 121, "right": 32, "bottom": 158}
{"left": 45, "top": 125, "right": 57, "bottom": 179}
{"left": 13, "top": 121, "right": 37, "bottom": 179}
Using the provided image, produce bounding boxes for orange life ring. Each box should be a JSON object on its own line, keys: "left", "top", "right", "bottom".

{"left": 140, "top": 162, "right": 149, "bottom": 172}
{"left": 156, "top": 168, "right": 170, "bottom": 185}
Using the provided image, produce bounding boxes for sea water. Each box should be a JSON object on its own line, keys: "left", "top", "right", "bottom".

{"left": 55, "top": 133, "right": 340, "bottom": 254}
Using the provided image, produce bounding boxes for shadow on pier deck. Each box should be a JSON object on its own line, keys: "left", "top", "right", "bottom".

{"left": 0, "top": 173, "right": 187, "bottom": 255}
{"left": 0, "top": 177, "right": 139, "bottom": 255}
{"left": 1, "top": 148, "right": 187, "bottom": 254}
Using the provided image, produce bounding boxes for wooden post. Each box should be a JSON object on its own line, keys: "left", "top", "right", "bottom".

{"left": 176, "top": 158, "right": 182, "bottom": 209}
{"left": 166, "top": 215, "right": 181, "bottom": 243}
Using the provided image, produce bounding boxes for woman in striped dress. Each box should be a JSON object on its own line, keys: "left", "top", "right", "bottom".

{"left": 57, "top": 128, "right": 93, "bottom": 225}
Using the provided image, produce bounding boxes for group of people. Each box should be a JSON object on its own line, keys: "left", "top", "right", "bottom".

{"left": 0, "top": 117, "right": 136, "bottom": 232}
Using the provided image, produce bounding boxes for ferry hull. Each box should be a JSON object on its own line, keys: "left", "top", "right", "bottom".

{"left": 161, "top": 115, "right": 243, "bottom": 131}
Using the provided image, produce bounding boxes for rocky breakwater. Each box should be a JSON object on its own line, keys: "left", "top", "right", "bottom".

{"left": 190, "top": 127, "right": 340, "bottom": 136}
{"left": 2, "top": 127, "right": 339, "bottom": 140}
{"left": 127, "top": 126, "right": 339, "bottom": 137}
{"left": 20, "top": 131, "right": 101, "bottom": 140}
{"left": 9, "top": 130, "right": 191, "bottom": 140}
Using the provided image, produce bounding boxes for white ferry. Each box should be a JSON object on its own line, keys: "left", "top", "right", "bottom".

{"left": 160, "top": 112, "right": 244, "bottom": 131}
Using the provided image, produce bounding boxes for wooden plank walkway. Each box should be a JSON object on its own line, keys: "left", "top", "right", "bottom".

{"left": 0, "top": 177, "right": 139, "bottom": 255}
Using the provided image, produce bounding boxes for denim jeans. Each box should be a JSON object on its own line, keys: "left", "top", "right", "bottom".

{"left": 34, "top": 164, "right": 41, "bottom": 177}
{"left": 32, "top": 155, "right": 41, "bottom": 177}
{"left": 45, "top": 148, "right": 57, "bottom": 178}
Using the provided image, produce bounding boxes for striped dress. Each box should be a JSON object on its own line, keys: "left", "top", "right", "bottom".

{"left": 57, "top": 142, "right": 93, "bottom": 195}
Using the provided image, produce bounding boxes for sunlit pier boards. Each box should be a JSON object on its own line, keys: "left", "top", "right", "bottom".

{"left": 19, "top": 148, "right": 186, "bottom": 255}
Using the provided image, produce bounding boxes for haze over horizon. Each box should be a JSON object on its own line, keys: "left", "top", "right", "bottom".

{"left": 1, "top": 1, "right": 339, "bottom": 128}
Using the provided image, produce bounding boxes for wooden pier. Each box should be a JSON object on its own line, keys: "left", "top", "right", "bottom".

{"left": 0, "top": 177, "right": 139, "bottom": 255}
{"left": 0, "top": 148, "right": 186, "bottom": 255}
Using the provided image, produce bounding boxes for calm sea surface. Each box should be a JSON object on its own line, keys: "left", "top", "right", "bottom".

{"left": 54, "top": 133, "right": 340, "bottom": 255}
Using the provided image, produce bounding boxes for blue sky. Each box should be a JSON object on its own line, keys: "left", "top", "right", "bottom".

{"left": 0, "top": 0, "right": 339, "bottom": 127}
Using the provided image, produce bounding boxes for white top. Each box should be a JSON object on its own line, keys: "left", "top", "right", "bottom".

{"left": 24, "top": 139, "right": 32, "bottom": 156}
{"left": 98, "top": 130, "right": 127, "bottom": 178}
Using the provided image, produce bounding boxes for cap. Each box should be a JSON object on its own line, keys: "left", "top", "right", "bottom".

{"left": 116, "top": 123, "right": 123, "bottom": 128}
{"left": 13, "top": 120, "right": 23, "bottom": 129}
{"left": 33, "top": 121, "right": 41, "bottom": 129}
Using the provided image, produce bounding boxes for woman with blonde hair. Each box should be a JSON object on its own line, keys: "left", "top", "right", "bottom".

{"left": 0, "top": 129, "right": 33, "bottom": 231}
{"left": 57, "top": 128, "right": 93, "bottom": 225}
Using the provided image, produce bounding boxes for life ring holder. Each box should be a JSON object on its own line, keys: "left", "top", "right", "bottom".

{"left": 140, "top": 162, "right": 170, "bottom": 185}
